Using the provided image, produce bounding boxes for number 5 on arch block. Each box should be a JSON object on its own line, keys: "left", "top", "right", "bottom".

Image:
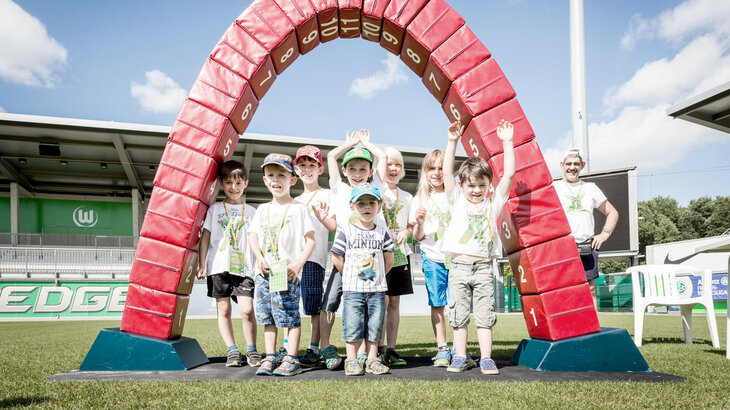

{"left": 520, "top": 283, "right": 600, "bottom": 341}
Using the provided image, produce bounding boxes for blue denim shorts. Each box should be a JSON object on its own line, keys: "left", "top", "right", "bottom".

{"left": 421, "top": 251, "right": 449, "bottom": 307}
{"left": 254, "top": 274, "right": 301, "bottom": 328}
{"left": 342, "top": 291, "right": 385, "bottom": 343}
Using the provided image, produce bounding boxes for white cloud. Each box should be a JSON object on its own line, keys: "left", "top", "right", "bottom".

{"left": 0, "top": 105, "right": 5, "bottom": 112}
{"left": 605, "top": 34, "right": 730, "bottom": 114}
{"left": 0, "top": 0, "right": 68, "bottom": 87}
{"left": 130, "top": 70, "right": 186, "bottom": 113}
{"left": 348, "top": 53, "right": 408, "bottom": 100}
{"left": 620, "top": 0, "right": 730, "bottom": 49}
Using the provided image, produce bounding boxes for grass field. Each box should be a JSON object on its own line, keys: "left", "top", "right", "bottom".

{"left": 1, "top": 314, "right": 728, "bottom": 409}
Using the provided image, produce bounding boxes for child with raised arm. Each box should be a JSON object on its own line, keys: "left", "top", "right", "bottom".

{"left": 372, "top": 147, "right": 414, "bottom": 366}
{"left": 440, "top": 120, "right": 515, "bottom": 375}
{"left": 248, "top": 153, "right": 315, "bottom": 377}
{"left": 331, "top": 183, "right": 394, "bottom": 376}
{"left": 197, "top": 160, "right": 261, "bottom": 368}
{"left": 410, "top": 149, "right": 453, "bottom": 366}
{"left": 318, "top": 129, "right": 387, "bottom": 370}
{"left": 293, "top": 145, "right": 336, "bottom": 368}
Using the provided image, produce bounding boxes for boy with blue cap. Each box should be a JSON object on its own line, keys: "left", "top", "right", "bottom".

{"left": 331, "top": 183, "right": 394, "bottom": 376}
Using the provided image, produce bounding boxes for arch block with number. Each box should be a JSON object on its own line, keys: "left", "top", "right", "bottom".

{"left": 422, "top": 24, "right": 491, "bottom": 103}
{"left": 361, "top": 0, "right": 389, "bottom": 42}
{"left": 497, "top": 185, "right": 572, "bottom": 254}
{"left": 463, "top": 98, "right": 535, "bottom": 158}
{"left": 508, "top": 235, "right": 586, "bottom": 295}
{"left": 380, "top": 0, "right": 429, "bottom": 55}
{"left": 313, "top": 0, "right": 340, "bottom": 43}
{"left": 442, "top": 57, "right": 516, "bottom": 127}
{"left": 129, "top": 237, "right": 199, "bottom": 295}
{"left": 488, "top": 140, "right": 553, "bottom": 199}
{"left": 140, "top": 187, "right": 208, "bottom": 250}
{"left": 520, "top": 282, "right": 601, "bottom": 340}
{"left": 400, "top": 0, "right": 465, "bottom": 77}
{"left": 274, "top": 0, "right": 320, "bottom": 55}
{"left": 210, "top": 23, "right": 278, "bottom": 100}
{"left": 237, "top": 1, "right": 299, "bottom": 74}
{"left": 121, "top": 283, "right": 190, "bottom": 340}
{"left": 188, "top": 58, "right": 259, "bottom": 135}
{"left": 154, "top": 142, "right": 220, "bottom": 206}
{"left": 168, "top": 99, "right": 239, "bottom": 164}
{"left": 339, "top": 0, "right": 363, "bottom": 38}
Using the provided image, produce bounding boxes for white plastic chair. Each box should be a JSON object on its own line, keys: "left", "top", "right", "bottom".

{"left": 628, "top": 264, "right": 720, "bottom": 348}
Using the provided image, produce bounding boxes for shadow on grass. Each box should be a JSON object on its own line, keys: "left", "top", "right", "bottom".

{"left": 386, "top": 341, "right": 518, "bottom": 359}
{"left": 0, "top": 396, "right": 51, "bottom": 408}
{"left": 642, "top": 337, "right": 718, "bottom": 347}
{"left": 702, "top": 347, "right": 727, "bottom": 356}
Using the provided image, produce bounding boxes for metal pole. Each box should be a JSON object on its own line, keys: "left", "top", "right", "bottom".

{"left": 570, "top": 0, "right": 590, "bottom": 172}
{"left": 10, "top": 182, "right": 19, "bottom": 246}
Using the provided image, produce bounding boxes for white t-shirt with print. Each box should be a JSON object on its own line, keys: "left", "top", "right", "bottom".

{"left": 331, "top": 224, "right": 394, "bottom": 292}
{"left": 295, "top": 188, "right": 333, "bottom": 269}
{"left": 249, "top": 199, "right": 315, "bottom": 277}
{"left": 441, "top": 187, "right": 506, "bottom": 259}
{"left": 373, "top": 175, "right": 413, "bottom": 256}
{"left": 202, "top": 201, "right": 257, "bottom": 277}
{"left": 409, "top": 191, "right": 450, "bottom": 263}
{"left": 552, "top": 180, "right": 607, "bottom": 243}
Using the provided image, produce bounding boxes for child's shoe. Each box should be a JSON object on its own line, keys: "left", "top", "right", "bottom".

{"left": 245, "top": 350, "right": 262, "bottom": 367}
{"left": 365, "top": 357, "right": 390, "bottom": 375}
{"left": 274, "top": 346, "right": 287, "bottom": 367}
{"left": 344, "top": 358, "right": 364, "bottom": 376}
{"left": 273, "top": 356, "right": 302, "bottom": 377}
{"left": 225, "top": 350, "right": 243, "bottom": 367}
{"left": 479, "top": 357, "right": 499, "bottom": 375}
{"left": 384, "top": 349, "right": 407, "bottom": 366}
{"left": 320, "top": 345, "right": 343, "bottom": 370}
{"left": 256, "top": 356, "right": 275, "bottom": 376}
{"left": 299, "top": 348, "right": 323, "bottom": 368}
{"left": 357, "top": 352, "right": 367, "bottom": 368}
{"left": 446, "top": 356, "right": 468, "bottom": 373}
{"left": 431, "top": 348, "right": 452, "bottom": 367}
{"left": 466, "top": 353, "right": 478, "bottom": 369}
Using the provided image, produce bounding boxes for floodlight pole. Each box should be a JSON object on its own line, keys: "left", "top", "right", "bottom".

{"left": 570, "top": 0, "right": 590, "bottom": 172}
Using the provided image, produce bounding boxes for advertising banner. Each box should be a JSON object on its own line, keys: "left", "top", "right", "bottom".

{"left": 0, "top": 282, "right": 127, "bottom": 319}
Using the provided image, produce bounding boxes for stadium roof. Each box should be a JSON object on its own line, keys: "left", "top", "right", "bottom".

{"left": 667, "top": 80, "right": 730, "bottom": 134}
{"left": 0, "top": 113, "right": 465, "bottom": 204}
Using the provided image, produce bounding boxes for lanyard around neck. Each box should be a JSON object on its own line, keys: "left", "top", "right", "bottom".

{"left": 266, "top": 199, "right": 293, "bottom": 257}
{"left": 223, "top": 201, "right": 244, "bottom": 248}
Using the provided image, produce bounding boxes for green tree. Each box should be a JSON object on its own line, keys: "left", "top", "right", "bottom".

{"left": 687, "top": 196, "right": 713, "bottom": 237}
{"left": 638, "top": 199, "right": 681, "bottom": 255}
{"left": 705, "top": 196, "right": 730, "bottom": 236}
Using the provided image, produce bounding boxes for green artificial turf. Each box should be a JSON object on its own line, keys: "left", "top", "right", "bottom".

{"left": 1, "top": 314, "right": 728, "bottom": 409}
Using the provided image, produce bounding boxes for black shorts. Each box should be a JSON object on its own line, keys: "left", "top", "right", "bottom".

{"left": 207, "top": 273, "right": 254, "bottom": 301}
{"left": 386, "top": 256, "right": 414, "bottom": 296}
{"left": 580, "top": 248, "right": 599, "bottom": 281}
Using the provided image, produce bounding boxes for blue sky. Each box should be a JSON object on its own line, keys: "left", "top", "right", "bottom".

{"left": 1, "top": 0, "right": 728, "bottom": 205}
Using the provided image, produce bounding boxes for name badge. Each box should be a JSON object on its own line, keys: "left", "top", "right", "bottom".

{"left": 269, "top": 258, "right": 288, "bottom": 292}
{"left": 230, "top": 249, "right": 244, "bottom": 275}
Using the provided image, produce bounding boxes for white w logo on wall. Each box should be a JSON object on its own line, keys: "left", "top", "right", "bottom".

{"left": 73, "top": 206, "right": 99, "bottom": 227}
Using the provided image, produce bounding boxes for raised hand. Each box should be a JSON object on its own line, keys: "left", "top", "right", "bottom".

{"left": 359, "top": 129, "right": 371, "bottom": 144}
{"left": 496, "top": 119, "right": 514, "bottom": 142}
{"left": 447, "top": 121, "right": 464, "bottom": 142}
{"left": 312, "top": 201, "right": 330, "bottom": 222}
{"left": 345, "top": 130, "right": 360, "bottom": 147}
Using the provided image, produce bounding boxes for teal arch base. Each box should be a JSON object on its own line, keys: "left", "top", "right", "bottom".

{"left": 510, "top": 327, "right": 651, "bottom": 372}
{"left": 80, "top": 328, "right": 208, "bottom": 371}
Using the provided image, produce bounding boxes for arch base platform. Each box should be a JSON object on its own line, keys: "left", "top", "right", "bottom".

{"left": 79, "top": 328, "right": 209, "bottom": 371}
{"left": 510, "top": 327, "right": 651, "bottom": 372}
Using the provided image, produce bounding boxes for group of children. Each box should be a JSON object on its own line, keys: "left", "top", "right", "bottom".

{"left": 196, "top": 119, "right": 516, "bottom": 377}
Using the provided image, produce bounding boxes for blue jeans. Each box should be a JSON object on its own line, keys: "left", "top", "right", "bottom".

{"left": 342, "top": 291, "right": 385, "bottom": 343}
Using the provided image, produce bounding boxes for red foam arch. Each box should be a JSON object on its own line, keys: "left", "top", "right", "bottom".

{"left": 121, "top": 0, "right": 600, "bottom": 342}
